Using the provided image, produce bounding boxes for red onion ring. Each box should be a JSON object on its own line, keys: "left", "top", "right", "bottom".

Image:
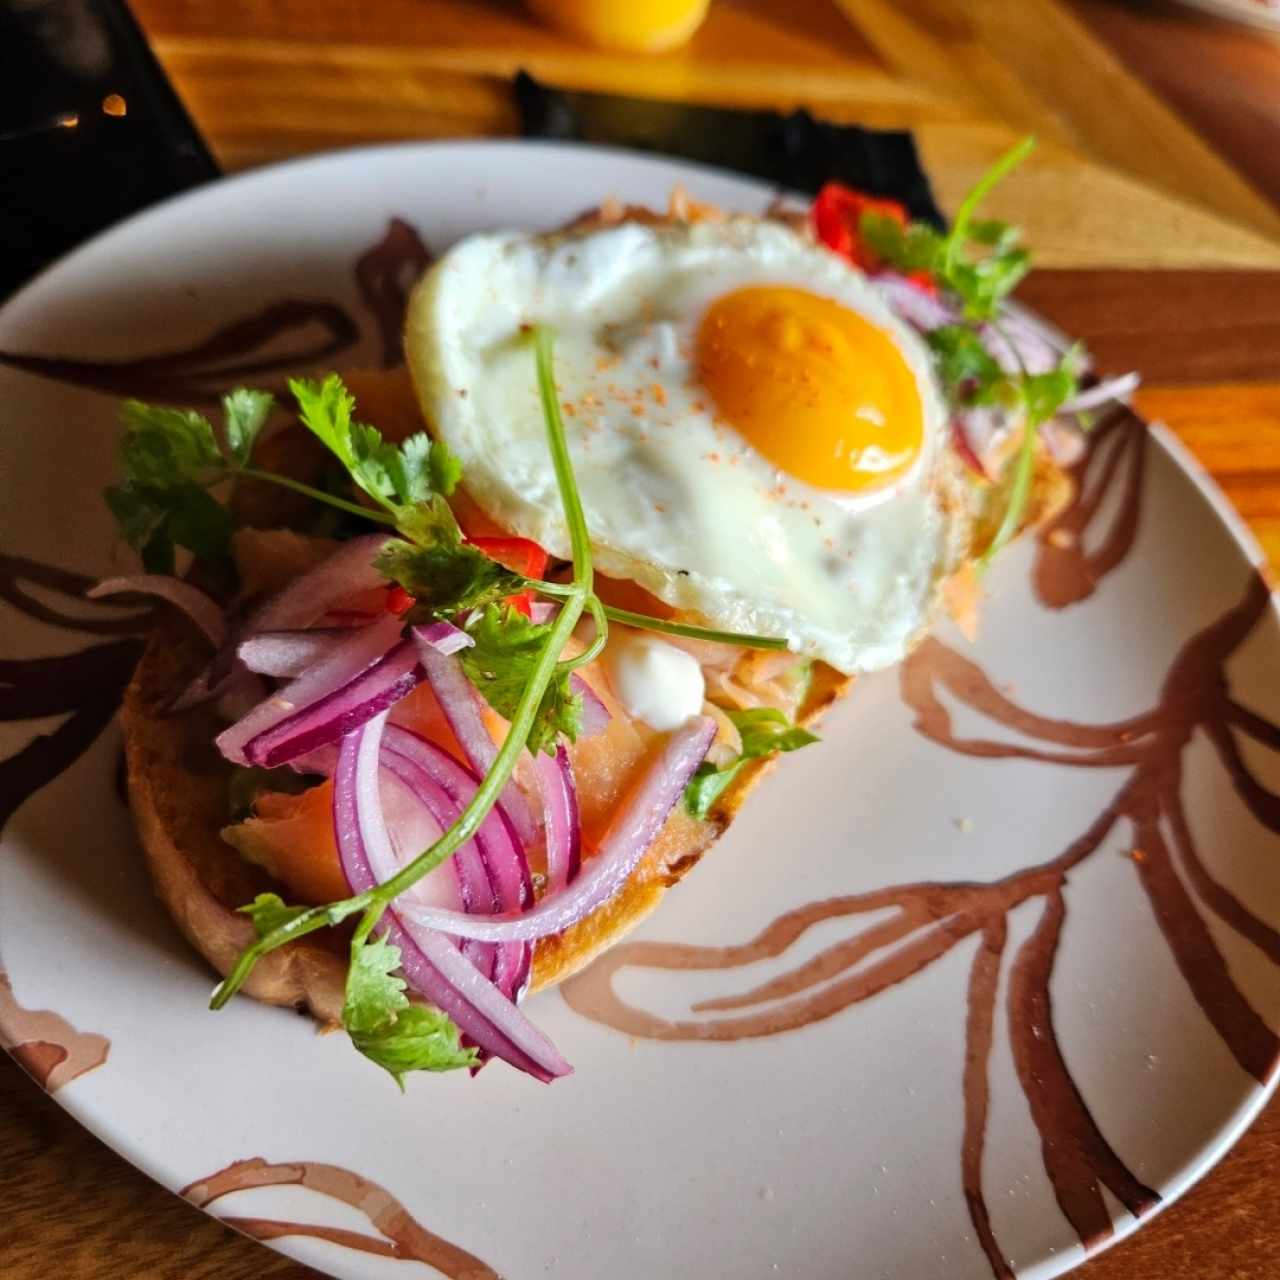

{"left": 217, "top": 614, "right": 403, "bottom": 765}
{"left": 571, "top": 674, "right": 611, "bottom": 738}
{"left": 398, "top": 716, "right": 715, "bottom": 942}
{"left": 244, "top": 637, "right": 422, "bottom": 769}
{"left": 381, "top": 725, "right": 532, "bottom": 1003}
{"left": 238, "top": 629, "right": 351, "bottom": 678}
{"left": 535, "top": 743, "right": 581, "bottom": 894}
{"left": 334, "top": 714, "right": 570, "bottom": 1081}
{"left": 1058, "top": 372, "right": 1140, "bottom": 415}
{"left": 412, "top": 635, "right": 542, "bottom": 849}
{"left": 88, "top": 576, "right": 225, "bottom": 647}
{"left": 412, "top": 621, "right": 474, "bottom": 656}
{"left": 379, "top": 752, "right": 501, "bottom": 998}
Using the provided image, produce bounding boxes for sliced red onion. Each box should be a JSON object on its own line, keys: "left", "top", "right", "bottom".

{"left": 529, "top": 601, "right": 557, "bottom": 625}
{"left": 382, "top": 726, "right": 534, "bottom": 917}
{"left": 380, "top": 730, "right": 531, "bottom": 1003}
{"left": 535, "top": 743, "right": 581, "bottom": 894}
{"left": 379, "top": 754, "right": 499, "bottom": 995}
{"left": 247, "top": 533, "right": 393, "bottom": 633}
{"left": 411, "top": 621, "right": 474, "bottom": 656}
{"left": 217, "top": 613, "right": 403, "bottom": 765}
{"left": 244, "top": 638, "right": 421, "bottom": 769}
{"left": 238, "top": 629, "right": 350, "bottom": 678}
{"left": 399, "top": 716, "right": 715, "bottom": 942}
{"left": 1058, "top": 372, "right": 1140, "bottom": 415}
{"left": 412, "top": 636, "right": 541, "bottom": 848}
{"left": 334, "top": 714, "right": 570, "bottom": 1081}
{"left": 88, "top": 576, "right": 225, "bottom": 647}
{"left": 874, "top": 272, "right": 955, "bottom": 332}
{"left": 979, "top": 319, "right": 1061, "bottom": 377}
{"left": 571, "top": 674, "right": 610, "bottom": 739}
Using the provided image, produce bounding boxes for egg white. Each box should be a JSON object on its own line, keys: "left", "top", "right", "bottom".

{"left": 406, "top": 218, "right": 969, "bottom": 675}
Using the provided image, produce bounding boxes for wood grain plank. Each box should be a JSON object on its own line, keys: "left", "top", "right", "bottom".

{"left": 134, "top": 0, "right": 952, "bottom": 120}
{"left": 1070, "top": 0, "right": 1280, "bottom": 209}
{"left": 1019, "top": 270, "right": 1280, "bottom": 381}
{"left": 839, "top": 0, "right": 1280, "bottom": 241}
{"left": 0, "top": 1057, "right": 306, "bottom": 1280}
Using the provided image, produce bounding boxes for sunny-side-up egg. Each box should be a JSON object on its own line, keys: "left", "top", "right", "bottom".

{"left": 405, "top": 217, "right": 973, "bottom": 675}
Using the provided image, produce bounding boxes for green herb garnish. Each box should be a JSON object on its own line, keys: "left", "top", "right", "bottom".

{"left": 461, "top": 602, "right": 583, "bottom": 756}
{"left": 342, "top": 932, "right": 478, "bottom": 1088}
{"left": 861, "top": 136, "right": 1081, "bottom": 566}
{"left": 685, "top": 707, "right": 819, "bottom": 820}
{"left": 860, "top": 136, "right": 1035, "bottom": 323}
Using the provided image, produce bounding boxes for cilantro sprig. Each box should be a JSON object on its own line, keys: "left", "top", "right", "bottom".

{"left": 860, "top": 136, "right": 1035, "bottom": 324}
{"left": 685, "top": 708, "right": 819, "bottom": 820}
{"left": 861, "top": 136, "right": 1081, "bottom": 566}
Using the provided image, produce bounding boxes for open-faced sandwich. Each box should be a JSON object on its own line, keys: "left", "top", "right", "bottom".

{"left": 96, "top": 140, "right": 1129, "bottom": 1086}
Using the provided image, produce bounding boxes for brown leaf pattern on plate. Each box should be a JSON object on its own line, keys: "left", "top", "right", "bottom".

{"left": 0, "top": 302, "right": 359, "bottom": 405}
{"left": 0, "top": 215, "right": 430, "bottom": 403}
{"left": 0, "top": 973, "right": 109, "bottom": 1091}
{"left": 182, "top": 1157, "right": 499, "bottom": 1279}
{"left": 564, "top": 572, "right": 1280, "bottom": 1277}
{"left": 1034, "top": 406, "right": 1147, "bottom": 609}
{"left": 355, "top": 218, "right": 433, "bottom": 369}
{"left": 0, "top": 562, "right": 148, "bottom": 834}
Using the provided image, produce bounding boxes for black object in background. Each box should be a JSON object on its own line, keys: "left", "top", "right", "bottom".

{"left": 0, "top": 0, "right": 218, "bottom": 302}
{"left": 515, "top": 71, "right": 945, "bottom": 228}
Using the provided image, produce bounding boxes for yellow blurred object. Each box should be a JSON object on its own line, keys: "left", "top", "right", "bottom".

{"left": 526, "top": 0, "right": 710, "bottom": 52}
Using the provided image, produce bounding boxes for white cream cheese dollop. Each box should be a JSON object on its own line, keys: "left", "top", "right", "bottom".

{"left": 603, "top": 632, "right": 706, "bottom": 732}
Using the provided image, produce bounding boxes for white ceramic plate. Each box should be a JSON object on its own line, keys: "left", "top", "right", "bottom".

{"left": 1170, "top": 0, "right": 1280, "bottom": 33}
{"left": 2, "top": 142, "right": 1279, "bottom": 1280}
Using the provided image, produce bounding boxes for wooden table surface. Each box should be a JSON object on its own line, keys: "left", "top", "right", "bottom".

{"left": 3, "top": 1, "right": 1279, "bottom": 1277}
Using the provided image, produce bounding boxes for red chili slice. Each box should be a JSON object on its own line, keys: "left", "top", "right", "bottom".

{"left": 467, "top": 536, "right": 548, "bottom": 618}
{"left": 811, "top": 183, "right": 911, "bottom": 272}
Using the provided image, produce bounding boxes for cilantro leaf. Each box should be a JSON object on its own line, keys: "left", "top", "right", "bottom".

{"left": 239, "top": 892, "right": 313, "bottom": 939}
{"left": 377, "top": 498, "right": 523, "bottom": 617}
{"left": 163, "top": 483, "right": 235, "bottom": 560}
{"left": 344, "top": 935, "right": 477, "bottom": 1087}
{"left": 427, "top": 437, "right": 463, "bottom": 497}
{"left": 1022, "top": 349, "right": 1082, "bottom": 425}
{"left": 222, "top": 388, "right": 274, "bottom": 467}
{"left": 104, "top": 478, "right": 232, "bottom": 566}
{"left": 685, "top": 708, "right": 819, "bottom": 820}
{"left": 343, "top": 934, "right": 411, "bottom": 1035}
{"left": 289, "top": 375, "right": 461, "bottom": 516}
{"left": 352, "top": 1005, "right": 479, "bottom": 1086}
{"left": 925, "top": 326, "right": 1008, "bottom": 407}
{"left": 460, "top": 603, "right": 582, "bottom": 755}
{"left": 118, "top": 400, "right": 223, "bottom": 488}
{"left": 860, "top": 213, "right": 942, "bottom": 274}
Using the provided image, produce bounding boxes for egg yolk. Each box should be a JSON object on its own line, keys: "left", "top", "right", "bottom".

{"left": 695, "top": 286, "right": 925, "bottom": 493}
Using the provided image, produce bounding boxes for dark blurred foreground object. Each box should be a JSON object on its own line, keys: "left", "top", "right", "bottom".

{"left": 515, "top": 71, "right": 944, "bottom": 227}
{"left": 0, "top": 18, "right": 940, "bottom": 304}
{"left": 0, "top": 0, "right": 217, "bottom": 301}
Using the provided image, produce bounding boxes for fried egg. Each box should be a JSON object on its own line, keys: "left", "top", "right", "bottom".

{"left": 406, "top": 218, "right": 970, "bottom": 675}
